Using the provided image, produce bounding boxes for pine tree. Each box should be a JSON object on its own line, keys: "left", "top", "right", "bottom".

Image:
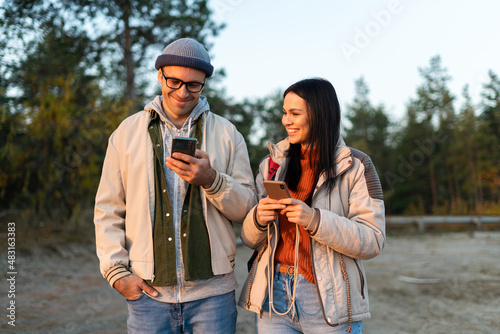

{"left": 478, "top": 70, "right": 500, "bottom": 212}
{"left": 390, "top": 55, "right": 455, "bottom": 214}
{"left": 1, "top": 0, "right": 223, "bottom": 102}
{"left": 344, "top": 77, "right": 392, "bottom": 191}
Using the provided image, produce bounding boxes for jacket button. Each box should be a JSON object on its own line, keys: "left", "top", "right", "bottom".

{"left": 166, "top": 213, "right": 170, "bottom": 217}
{"left": 168, "top": 237, "right": 172, "bottom": 241}
{"left": 156, "top": 143, "right": 160, "bottom": 147}
{"left": 183, "top": 233, "right": 187, "bottom": 237}
{"left": 327, "top": 317, "right": 332, "bottom": 322}
{"left": 317, "top": 276, "right": 322, "bottom": 281}
{"left": 163, "top": 189, "right": 167, "bottom": 193}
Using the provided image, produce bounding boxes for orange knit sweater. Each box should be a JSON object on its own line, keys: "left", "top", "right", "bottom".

{"left": 275, "top": 149, "right": 317, "bottom": 284}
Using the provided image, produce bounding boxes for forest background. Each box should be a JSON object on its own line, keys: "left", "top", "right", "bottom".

{"left": 0, "top": 0, "right": 499, "bottom": 232}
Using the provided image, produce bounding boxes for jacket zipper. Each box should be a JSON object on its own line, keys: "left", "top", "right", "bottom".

{"left": 310, "top": 235, "right": 340, "bottom": 328}
{"left": 245, "top": 242, "right": 268, "bottom": 314}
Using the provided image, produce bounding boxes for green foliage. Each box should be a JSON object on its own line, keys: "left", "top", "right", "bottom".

{"left": 2, "top": 0, "right": 223, "bottom": 103}
{"left": 204, "top": 74, "right": 285, "bottom": 172}
{"left": 253, "top": 90, "right": 287, "bottom": 147}
{"left": 70, "top": 0, "right": 224, "bottom": 102}
{"left": 0, "top": 1, "right": 499, "bottom": 221}
{"left": 389, "top": 56, "right": 457, "bottom": 214}
{"left": 0, "top": 0, "right": 222, "bottom": 224}
{"left": 0, "top": 19, "right": 131, "bottom": 221}
{"left": 481, "top": 70, "right": 500, "bottom": 140}
{"left": 344, "top": 76, "right": 392, "bottom": 192}
{"left": 477, "top": 71, "right": 500, "bottom": 208}
{"left": 385, "top": 56, "right": 500, "bottom": 214}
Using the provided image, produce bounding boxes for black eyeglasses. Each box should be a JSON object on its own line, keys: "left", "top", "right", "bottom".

{"left": 161, "top": 70, "right": 205, "bottom": 93}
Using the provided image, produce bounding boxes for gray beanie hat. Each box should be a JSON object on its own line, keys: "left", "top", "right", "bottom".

{"left": 155, "top": 38, "right": 214, "bottom": 77}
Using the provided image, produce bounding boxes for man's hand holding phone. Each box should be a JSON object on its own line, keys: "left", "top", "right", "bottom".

{"left": 171, "top": 137, "right": 197, "bottom": 157}
{"left": 165, "top": 137, "right": 216, "bottom": 188}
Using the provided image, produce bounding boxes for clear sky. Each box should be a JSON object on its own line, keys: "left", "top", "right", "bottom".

{"left": 208, "top": 0, "right": 500, "bottom": 121}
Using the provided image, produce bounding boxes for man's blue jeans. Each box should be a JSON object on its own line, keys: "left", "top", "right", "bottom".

{"left": 126, "top": 290, "right": 237, "bottom": 333}
{"left": 257, "top": 267, "right": 364, "bottom": 334}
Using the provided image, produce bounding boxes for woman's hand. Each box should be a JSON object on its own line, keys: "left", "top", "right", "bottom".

{"left": 278, "top": 198, "right": 314, "bottom": 228}
{"left": 255, "top": 197, "right": 286, "bottom": 227}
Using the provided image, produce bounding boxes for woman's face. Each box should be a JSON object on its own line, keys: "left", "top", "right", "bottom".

{"left": 282, "top": 92, "right": 311, "bottom": 149}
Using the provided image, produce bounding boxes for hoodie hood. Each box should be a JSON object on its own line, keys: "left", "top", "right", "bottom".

{"left": 144, "top": 95, "right": 209, "bottom": 130}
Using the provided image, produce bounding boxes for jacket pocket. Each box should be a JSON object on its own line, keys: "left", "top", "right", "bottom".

{"left": 354, "top": 259, "right": 365, "bottom": 299}
{"left": 126, "top": 293, "right": 147, "bottom": 302}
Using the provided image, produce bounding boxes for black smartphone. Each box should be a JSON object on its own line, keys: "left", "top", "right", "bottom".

{"left": 171, "top": 137, "right": 197, "bottom": 157}
{"left": 263, "top": 180, "right": 291, "bottom": 200}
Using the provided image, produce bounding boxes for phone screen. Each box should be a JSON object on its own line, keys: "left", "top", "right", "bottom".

{"left": 171, "top": 137, "right": 197, "bottom": 157}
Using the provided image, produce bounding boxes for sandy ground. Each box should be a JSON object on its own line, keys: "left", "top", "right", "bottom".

{"left": 1, "top": 231, "right": 499, "bottom": 334}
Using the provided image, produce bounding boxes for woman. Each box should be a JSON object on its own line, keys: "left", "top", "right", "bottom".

{"left": 238, "top": 78, "right": 385, "bottom": 333}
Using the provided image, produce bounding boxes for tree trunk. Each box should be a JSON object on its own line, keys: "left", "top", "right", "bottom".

{"left": 447, "top": 165, "right": 455, "bottom": 212}
{"left": 468, "top": 155, "right": 479, "bottom": 213}
{"left": 429, "top": 155, "right": 438, "bottom": 213}
{"left": 477, "top": 166, "right": 484, "bottom": 214}
{"left": 122, "top": 4, "right": 135, "bottom": 101}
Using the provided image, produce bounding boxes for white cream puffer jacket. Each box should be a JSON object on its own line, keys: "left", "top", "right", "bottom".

{"left": 238, "top": 137, "right": 385, "bottom": 327}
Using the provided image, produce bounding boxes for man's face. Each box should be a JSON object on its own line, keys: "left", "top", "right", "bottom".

{"left": 157, "top": 66, "right": 206, "bottom": 127}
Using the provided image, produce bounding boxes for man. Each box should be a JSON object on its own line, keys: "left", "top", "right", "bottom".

{"left": 94, "top": 38, "right": 257, "bottom": 333}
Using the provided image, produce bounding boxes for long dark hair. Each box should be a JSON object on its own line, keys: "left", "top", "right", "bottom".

{"left": 284, "top": 78, "right": 341, "bottom": 195}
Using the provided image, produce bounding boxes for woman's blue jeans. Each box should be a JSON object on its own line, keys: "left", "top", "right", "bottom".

{"left": 126, "top": 290, "right": 237, "bottom": 333}
{"left": 257, "top": 266, "right": 363, "bottom": 334}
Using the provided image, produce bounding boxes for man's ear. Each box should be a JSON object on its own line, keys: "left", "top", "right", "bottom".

{"left": 157, "top": 69, "right": 163, "bottom": 84}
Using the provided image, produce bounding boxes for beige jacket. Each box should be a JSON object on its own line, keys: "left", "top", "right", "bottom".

{"left": 238, "top": 137, "right": 385, "bottom": 326}
{"left": 94, "top": 97, "right": 257, "bottom": 287}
